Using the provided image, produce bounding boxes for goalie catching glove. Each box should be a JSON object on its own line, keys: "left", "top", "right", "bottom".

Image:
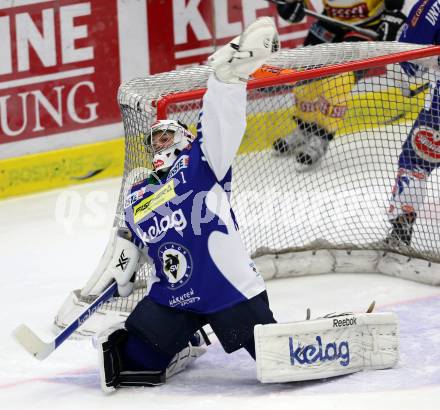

{"left": 81, "top": 227, "right": 143, "bottom": 298}
{"left": 208, "top": 17, "right": 279, "bottom": 84}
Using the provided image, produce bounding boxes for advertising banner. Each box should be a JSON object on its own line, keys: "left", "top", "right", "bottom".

{"left": 0, "top": 0, "right": 316, "bottom": 154}
{"left": 147, "top": 0, "right": 313, "bottom": 73}
{"left": 0, "top": 0, "right": 121, "bottom": 147}
{"left": 2, "top": 0, "right": 419, "bottom": 198}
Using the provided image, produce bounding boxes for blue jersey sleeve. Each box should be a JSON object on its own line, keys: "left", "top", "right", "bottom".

{"left": 399, "top": 0, "right": 440, "bottom": 76}
{"left": 400, "top": 0, "right": 440, "bottom": 44}
{"left": 199, "top": 75, "right": 247, "bottom": 182}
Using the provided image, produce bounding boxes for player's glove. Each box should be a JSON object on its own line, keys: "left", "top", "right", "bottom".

{"left": 400, "top": 60, "right": 421, "bottom": 77}
{"left": 80, "top": 227, "right": 143, "bottom": 298}
{"left": 276, "top": 0, "right": 305, "bottom": 23}
{"left": 208, "top": 17, "right": 279, "bottom": 84}
{"left": 376, "top": 9, "right": 406, "bottom": 41}
{"left": 401, "top": 55, "right": 440, "bottom": 77}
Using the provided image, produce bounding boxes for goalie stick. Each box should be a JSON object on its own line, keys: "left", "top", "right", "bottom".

{"left": 403, "top": 81, "right": 430, "bottom": 98}
{"left": 381, "top": 81, "right": 431, "bottom": 125}
{"left": 12, "top": 281, "right": 117, "bottom": 360}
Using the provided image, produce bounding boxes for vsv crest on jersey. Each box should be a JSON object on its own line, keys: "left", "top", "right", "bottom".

{"left": 135, "top": 209, "right": 187, "bottom": 245}
{"left": 158, "top": 242, "right": 193, "bottom": 290}
{"left": 166, "top": 155, "right": 189, "bottom": 181}
{"left": 411, "top": 126, "right": 440, "bottom": 163}
{"left": 289, "top": 336, "right": 350, "bottom": 367}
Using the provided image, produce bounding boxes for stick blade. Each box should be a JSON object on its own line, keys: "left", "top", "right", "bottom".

{"left": 12, "top": 324, "right": 54, "bottom": 360}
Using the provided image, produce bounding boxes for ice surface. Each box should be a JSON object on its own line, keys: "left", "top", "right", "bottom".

{"left": 1, "top": 178, "right": 440, "bottom": 410}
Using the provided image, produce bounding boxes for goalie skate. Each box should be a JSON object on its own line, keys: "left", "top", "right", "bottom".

{"left": 273, "top": 127, "right": 329, "bottom": 167}
{"left": 272, "top": 127, "right": 309, "bottom": 156}
{"left": 97, "top": 323, "right": 206, "bottom": 393}
{"left": 295, "top": 133, "right": 329, "bottom": 167}
{"left": 385, "top": 213, "right": 417, "bottom": 248}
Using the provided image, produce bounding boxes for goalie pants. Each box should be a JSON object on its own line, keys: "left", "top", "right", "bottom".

{"left": 121, "top": 291, "right": 276, "bottom": 371}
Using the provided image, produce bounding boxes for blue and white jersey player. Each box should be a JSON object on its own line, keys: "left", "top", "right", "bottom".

{"left": 386, "top": 0, "right": 440, "bottom": 246}
{"left": 83, "top": 17, "right": 280, "bottom": 392}
{"left": 124, "top": 92, "right": 265, "bottom": 314}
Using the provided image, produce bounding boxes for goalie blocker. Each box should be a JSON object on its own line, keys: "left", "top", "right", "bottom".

{"left": 255, "top": 311, "right": 399, "bottom": 383}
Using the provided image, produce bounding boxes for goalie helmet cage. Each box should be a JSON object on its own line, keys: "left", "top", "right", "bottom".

{"left": 55, "top": 42, "right": 440, "bottom": 336}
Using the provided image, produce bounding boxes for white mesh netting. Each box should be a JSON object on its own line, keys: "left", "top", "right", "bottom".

{"left": 56, "top": 42, "right": 440, "bottom": 331}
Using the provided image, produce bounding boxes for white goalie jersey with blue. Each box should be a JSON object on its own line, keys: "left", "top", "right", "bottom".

{"left": 124, "top": 76, "right": 266, "bottom": 314}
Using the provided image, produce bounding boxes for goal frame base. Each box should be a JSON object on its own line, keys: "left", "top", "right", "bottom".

{"left": 255, "top": 247, "right": 440, "bottom": 286}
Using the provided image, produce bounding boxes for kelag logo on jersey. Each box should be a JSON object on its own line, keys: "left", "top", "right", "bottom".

{"left": 158, "top": 242, "right": 193, "bottom": 290}
{"left": 289, "top": 336, "right": 350, "bottom": 367}
{"left": 412, "top": 126, "right": 440, "bottom": 163}
{"left": 136, "top": 209, "right": 187, "bottom": 245}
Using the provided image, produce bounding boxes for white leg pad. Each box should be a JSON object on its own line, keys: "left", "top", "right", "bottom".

{"left": 255, "top": 312, "right": 399, "bottom": 383}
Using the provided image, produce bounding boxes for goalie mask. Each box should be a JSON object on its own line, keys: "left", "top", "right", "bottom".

{"left": 145, "top": 120, "right": 194, "bottom": 172}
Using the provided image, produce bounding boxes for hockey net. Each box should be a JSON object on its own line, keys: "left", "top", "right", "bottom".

{"left": 55, "top": 42, "right": 440, "bottom": 336}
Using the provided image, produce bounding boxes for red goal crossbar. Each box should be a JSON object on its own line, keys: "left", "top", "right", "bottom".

{"left": 156, "top": 45, "right": 440, "bottom": 120}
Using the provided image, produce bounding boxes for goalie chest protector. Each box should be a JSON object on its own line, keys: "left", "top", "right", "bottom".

{"left": 124, "top": 137, "right": 265, "bottom": 314}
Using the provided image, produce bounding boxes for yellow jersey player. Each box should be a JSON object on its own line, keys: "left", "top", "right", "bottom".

{"left": 270, "top": 0, "right": 406, "bottom": 167}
